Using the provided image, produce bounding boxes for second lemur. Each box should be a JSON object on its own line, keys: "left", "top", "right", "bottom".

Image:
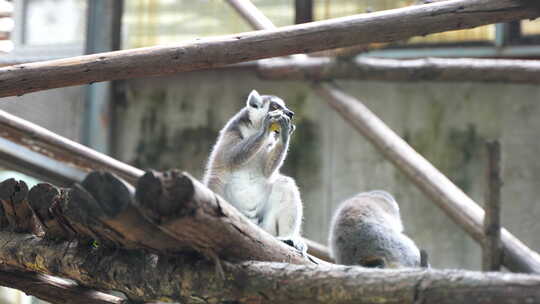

{"left": 203, "top": 90, "right": 305, "bottom": 252}
{"left": 329, "top": 190, "right": 422, "bottom": 268}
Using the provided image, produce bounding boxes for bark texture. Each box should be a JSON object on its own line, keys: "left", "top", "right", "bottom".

{"left": 258, "top": 57, "right": 540, "bottom": 84}
{"left": 0, "top": 0, "right": 538, "bottom": 97}
{"left": 0, "top": 231, "right": 540, "bottom": 303}
{"left": 7, "top": 170, "right": 315, "bottom": 264}
{"left": 135, "top": 170, "right": 314, "bottom": 264}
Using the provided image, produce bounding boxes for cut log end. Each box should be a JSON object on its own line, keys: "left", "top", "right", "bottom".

{"left": 136, "top": 170, "right": 196, "bottom": 220}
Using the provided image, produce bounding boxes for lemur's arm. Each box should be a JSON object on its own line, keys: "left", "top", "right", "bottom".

{"left": 224, "top": 115, "right": 273, "bottom": 168}
{"left": 263, "top": 114, "right": 294, "bottom": 177}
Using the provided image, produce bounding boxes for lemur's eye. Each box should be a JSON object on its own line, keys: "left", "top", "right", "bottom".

{"left": 270, "top": 104, "right": 279, "bottom": 111}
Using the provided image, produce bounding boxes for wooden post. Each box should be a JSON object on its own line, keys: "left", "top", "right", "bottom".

{"left": 483, "top": 141, "right": 503, "bottom": 271}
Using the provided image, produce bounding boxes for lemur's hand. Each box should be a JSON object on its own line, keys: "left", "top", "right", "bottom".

{"left": 263, "top": 110, "right": 282, "bottom": 133}
{"left": 277, "top": 112, "right": 292, "bottom": 137}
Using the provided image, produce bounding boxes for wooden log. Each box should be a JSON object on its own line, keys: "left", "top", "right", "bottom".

{"left": 0, "top": 178, "right": 41, "bottom": 234}
{"left": 71, "top": 171, "right": 189, "bottom": 253}
{"left": 483, "top": 141, "right": 503, "bottom": 271}
{"left": 1, "top": 230, "right": 540, "bottom": 303}
{"left": 27, "top": 183, "right": 75, "bottom": 240}
{"left": 0, "top": 0, "right": 538, "bottom": 97}
{"left": 258, "top": 56, "right": 540, "bottom": 84}
{"left": 0, "top": 266, "right": 126, "bottom": 304}
{"left": 313, "top": 83, "right": 540, "bottom": 274}
{"left": 135, "top": 170, "right": 315, "bottom": 265}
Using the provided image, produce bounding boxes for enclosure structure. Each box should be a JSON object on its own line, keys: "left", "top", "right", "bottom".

{"left": 0, "top": 0, "right": 540, "bottom": 303}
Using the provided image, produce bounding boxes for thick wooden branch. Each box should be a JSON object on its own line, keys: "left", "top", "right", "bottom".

{"left": 314, "top": 83, "right": 540, "bottom": 274}
{"left": 0, "top": 0, "right": 538, "bottom": 97}
{"left": 258, "top": 57, "right": 540, "bottom": 84}
{"left": 0, "top": 231, "right": 539, "bottom": 303}
{"left": 135, "top": 170, "right": 314, "bottom": 264}
{"left": 5, "top": 171, "right": 315, "bottom": 265}
{"left": 0, "top": 178, "right": 42, "bottom": 235}
{"left": 0, "top": 267, "right": 126, "bottom": 304}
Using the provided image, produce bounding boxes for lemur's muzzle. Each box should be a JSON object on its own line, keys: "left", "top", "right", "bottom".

{"left": 285, "top": 110, "right": 294, "bottom": 119}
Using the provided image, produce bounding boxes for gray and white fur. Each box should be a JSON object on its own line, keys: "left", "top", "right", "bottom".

{"left": 329, "top": 190, "right": 421, "bottom": 268}
{"left": 203, "top": 90, "right": 305, "bottom": 251}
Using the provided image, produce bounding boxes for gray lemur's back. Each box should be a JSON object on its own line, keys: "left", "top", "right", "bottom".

{"left": 329, "top": 191, "right": 421, "bottom": 268}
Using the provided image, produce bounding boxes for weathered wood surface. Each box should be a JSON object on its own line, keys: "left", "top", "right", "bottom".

{"left": 3, "top": 170, "right": 314, "bottom": 265}
{"left": 258, "top": 56, "right": 540, "bottom": 84}
{"left": 0, "top": 0, "right": 538, "bottom": 97}
{"left": 0, "top": 230, "right": 540, "bottom": 303}
{"left": 483, "top": 141, "right": 502, "bottom": 271}
{"left": 314, "top": 83, "right": 540, "bottom": 274}
{"left": 0, "top": 267, "right": 126, "bottom": 304}
{"left": 0, "top": 178, "right": 41, "bottom": 235}
{"left": 135, "top": 170, "right": 315, "bottom": 264}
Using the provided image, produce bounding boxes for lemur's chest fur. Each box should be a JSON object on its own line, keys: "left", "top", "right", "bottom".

{"left": 223, "top": 124, "right": 278, "bottom": 221}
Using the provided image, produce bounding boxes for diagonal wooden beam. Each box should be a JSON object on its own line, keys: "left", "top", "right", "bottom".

{"left": 0, "top": 0, "right": 538, "bottom": 98}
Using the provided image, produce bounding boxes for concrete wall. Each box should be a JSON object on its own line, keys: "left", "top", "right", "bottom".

{"left": 0, "top": 86, "right": 86, "bottom": 141}
{"left": 114, "top": 69, "right": 540, "bottom": 270}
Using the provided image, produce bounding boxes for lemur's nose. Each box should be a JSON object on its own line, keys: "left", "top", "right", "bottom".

{"left": 286, "top": 110, "right": 294, "bottom": 118}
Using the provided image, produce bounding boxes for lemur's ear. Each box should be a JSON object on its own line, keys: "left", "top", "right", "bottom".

{"left": 247, "top": 90, "right": 263, "bottom": 108}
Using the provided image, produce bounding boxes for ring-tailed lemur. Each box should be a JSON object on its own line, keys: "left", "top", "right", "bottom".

{"left": 329, "top": 190, "right": 422, "bottom": 268}
{"left": 203, "top": 90, "right": 305, "bottom": 252}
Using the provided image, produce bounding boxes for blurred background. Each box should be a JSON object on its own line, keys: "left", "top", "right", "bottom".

{"left": 0, "top": 0, "right": 539, "bottom": 302}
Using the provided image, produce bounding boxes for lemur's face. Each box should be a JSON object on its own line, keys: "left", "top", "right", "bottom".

{"left": 246, "top": 90, "right": 294, "bottom": 124}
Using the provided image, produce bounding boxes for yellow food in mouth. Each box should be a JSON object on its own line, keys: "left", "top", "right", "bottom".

{"left": 270, "top": 122, "right": 280, "bottom": 132}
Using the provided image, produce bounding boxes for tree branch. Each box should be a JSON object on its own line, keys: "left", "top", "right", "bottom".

{"left": 258, "top": 56, "right": 540, "bottom": 84}
{"left": 0, "top": 0, "right": 538, "bottom": 97}
{"left": 134, "top": 170, "right": 314, "bottom": 264}
{"left": 0, "top": 230, "right": 539, "bottom": 303}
